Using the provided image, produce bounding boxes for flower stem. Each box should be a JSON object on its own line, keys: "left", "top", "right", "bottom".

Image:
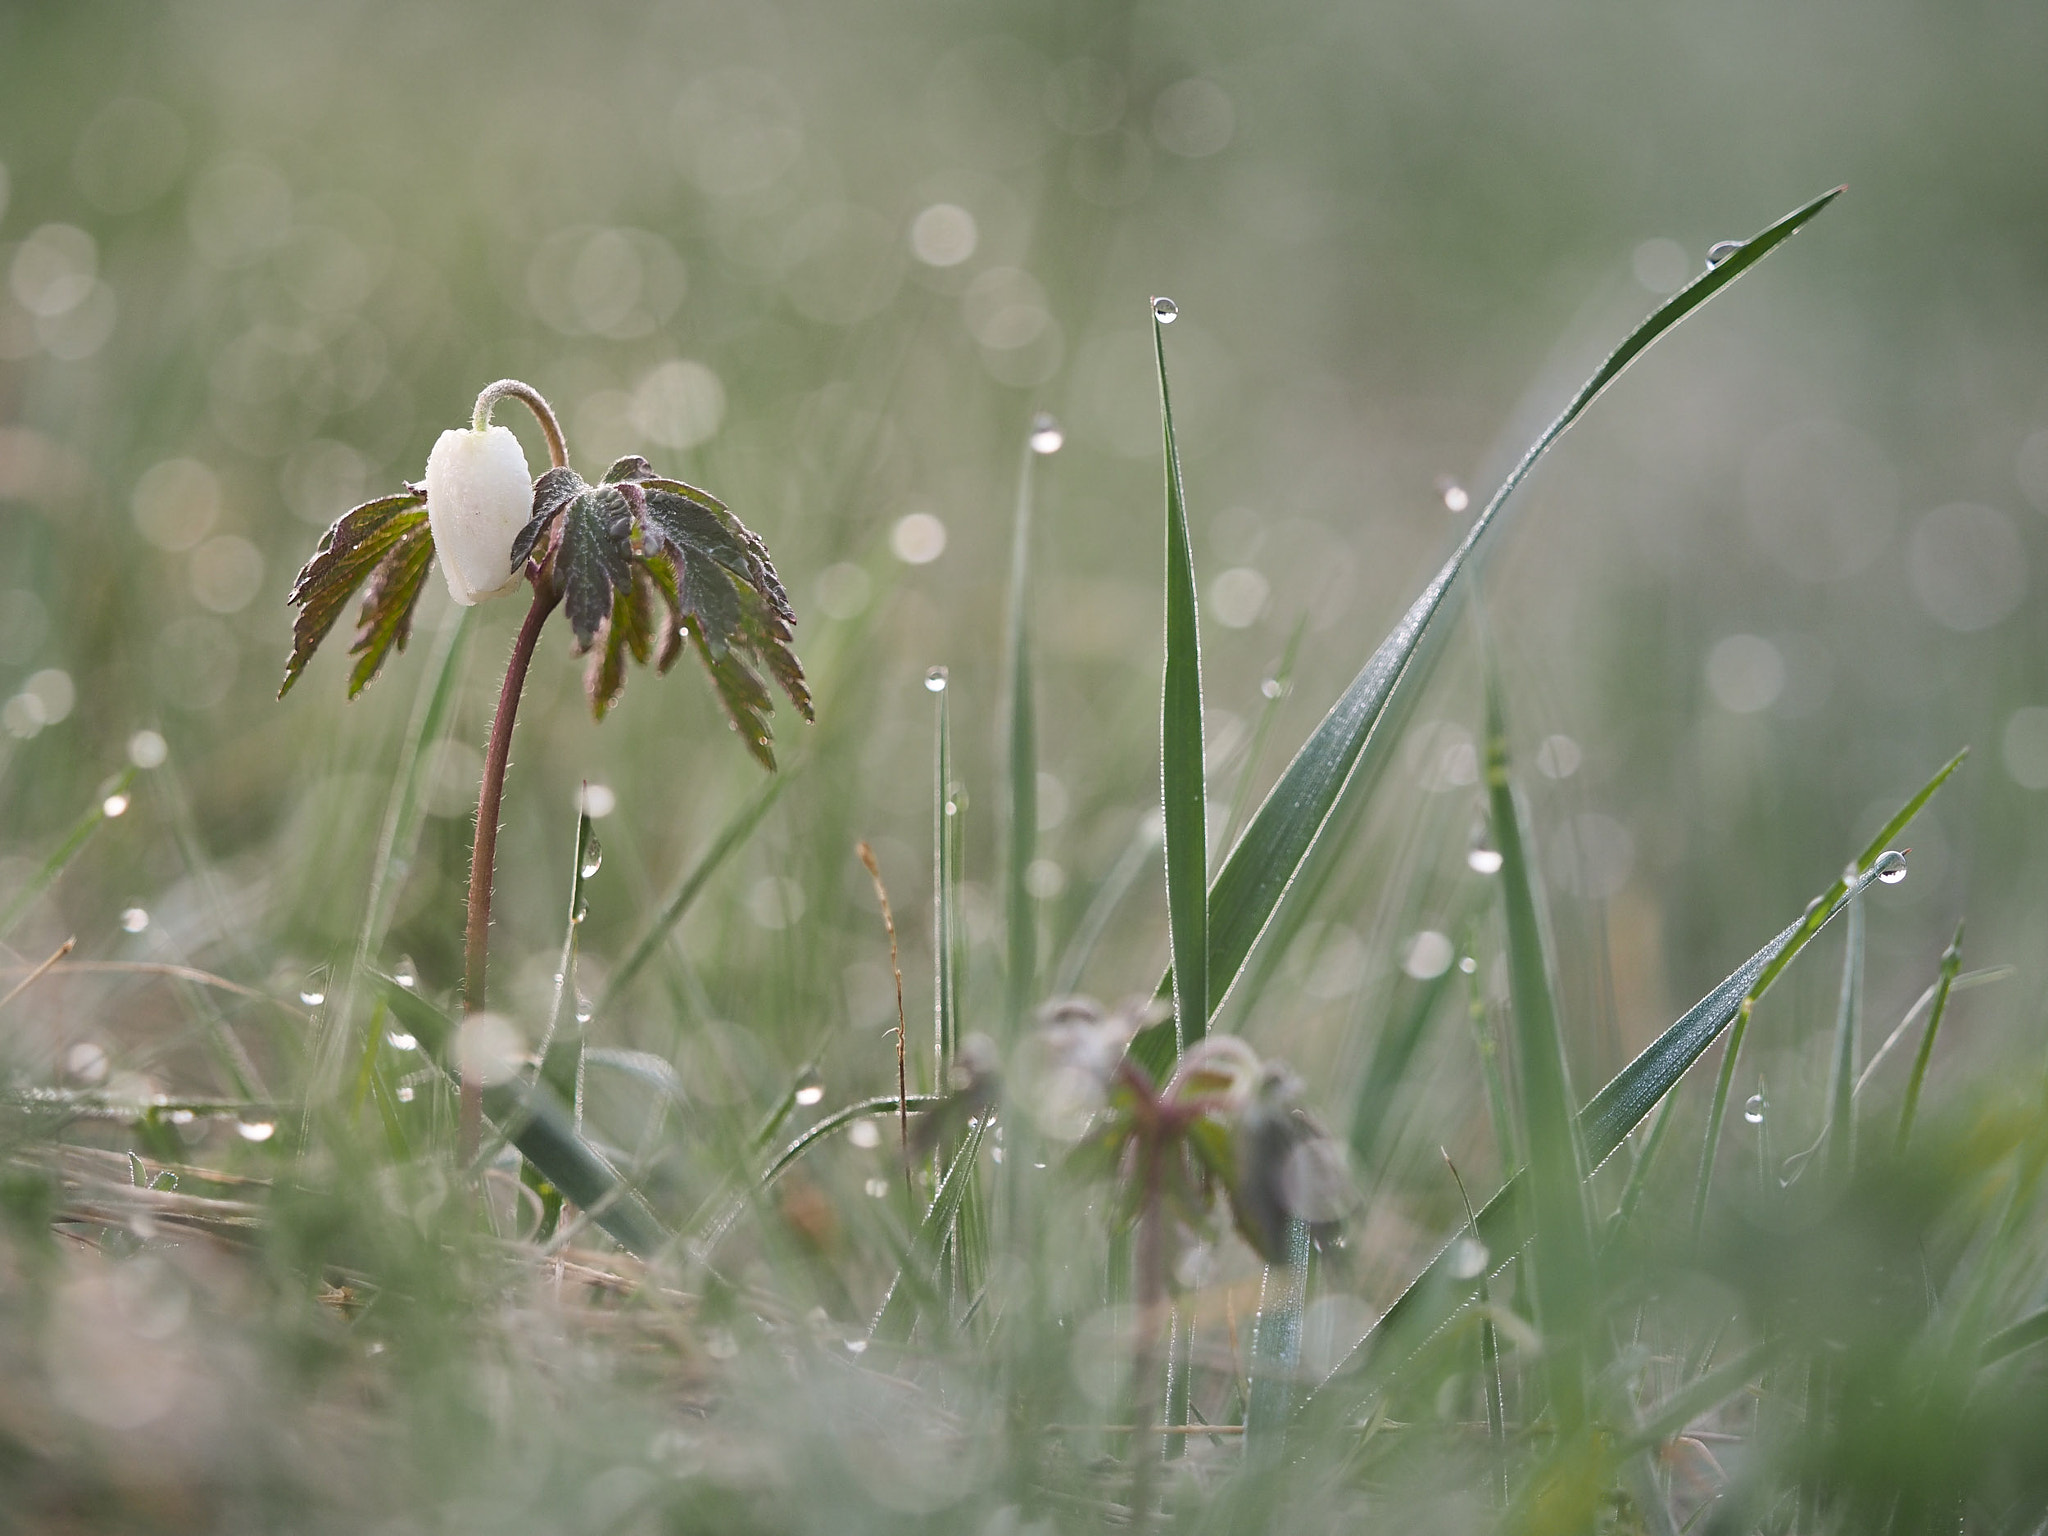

{"left": 456, "top": 379, "right": 568, "bottom": 1163}
{"left": 472, "top": 379, "right": 568, "bottom": 471}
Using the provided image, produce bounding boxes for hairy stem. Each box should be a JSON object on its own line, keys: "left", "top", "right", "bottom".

{"left": 472, "top": 379, "right": 569, "bottom": 470}
{"left": 460, "top": 579, "right": 563, "bottom": 1156}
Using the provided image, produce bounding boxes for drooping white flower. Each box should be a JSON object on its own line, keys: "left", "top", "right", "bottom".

{"left": 423, "top": 424, "right": 534, "bottom": 606}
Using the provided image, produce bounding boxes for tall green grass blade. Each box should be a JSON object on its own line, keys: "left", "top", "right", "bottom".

{"left": 1004, "top": 434, "right": 1039, "bottom": 1038}
{"left": 1155, "top": 306, "right": 1208, "bottom": 1054}
{"left": 1689, "top": 1001, "right": 1753, "bottom": 1245}
{"left": 1245, "top": 1219, "right": 1311, "bottom": 1451}
{"left": 598, "top": 772, "right": 787, "bottom": 1014}
{"left": 1981, "top": 1306, "right": 2048, "bottom": 1367}
{"left": 1898, "top": 921, "right": 1964, "bottom": 1150}
{"left": 370, "top": 973, "right": 668, "bottom": 1257}
{"left": 871, "top": 1113, "right": 988, "bottom": 1343}
{"left": 1607, "top": 1090, "right": 1679, "bottom": 1252}
{"left": 1485, "top": 663, "right": 1596, "bottom": 1432}
{"left": 1310, "top": 751, "right": 1955, "bottom": 1412}
{"left": 317, "top": 604, "right": 473, "bottom": 1106}
{"left": 933, "top": 671, "right": 961, "bottom": 1083}
{"left": 1134, "top": 187, "right": 1843, "bottom": 1074}
{"left": 1608, "top": 751, "right": 1960, "bottom": 1173}
{"left": 537, "top": 807, "right": 598, "bottom": 1122}
{"left": 0, "top": 766, "right": 138, "bottom": 942}
{"left": 1823, "top": 889, "right": 1866, "bottom": 1186}
{"left": 759, "top": 1094, "right": 946, "bottom": 1186}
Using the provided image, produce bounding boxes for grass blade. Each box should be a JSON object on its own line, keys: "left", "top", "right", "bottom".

{"left": 1485, "top": 661, "right": 1596, "bottom": 1431}
{"left": 1309, "top": 750, "right": 1956, "bottom": 1412}
{"left": 1898, "top": 921, "right": 1964, "bottom": 1149}
{"left": 598, "top": 772, "right": 787, "bottom": 1014}
{"left": 537, "top": 806, "right": 598, "bottom": 1122}
{"left": 871, "top": 1113, "right": 989, "bottom": 1343}
{"left": 1155, "top": 304, "right": 1208, "bottom": 1054}
{"left": 1134, "top": 187, "right": 1844, "bottom": 1075}
{"left": 0, "top": 766, "right": 137, "bottom": 942}
{"left": 1004, "top": 432, "right": 1040, "bottom": 1038}
{"left": 1981, "top": 1306, "right": 2048, "bottom": 1367}
{"left": 371, "top": 973, "right": 669, "bottom": 1257}
{"left": 759, "top": 1094, "right": 947, "bottom": 1186}
{"left": 1823, "top": 887, "right": 1866, "bottom": 1184}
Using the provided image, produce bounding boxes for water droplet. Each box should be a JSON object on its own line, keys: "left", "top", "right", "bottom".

{"left": 1706, "top": 240, "right": 1742, "bottom": 266}
{"left": 1260, "top": 676, "right": 1288, "bottom": 700}
{"left": 578, "top": 783, "right": 617, "bottom": 818}
{"left": 386, "top": 1029, "right": 417, "bottom": 1051}
{"left": 924, "top": 666, "right": 949, "bottom": 692}
{"left": 1466, "top": 847, "right": 1503, "bottom": 875}
{"left": 1458, "top": 955, "right": 1478, "bottom": 975}
{"left": 1873, "top": 850, "right": 1909, "bottom": 886}
{"left": 1152, "top": 296, "right": 1179, "bottom": 323}
{"left": 236, "top": 1119, "right": 276, "bottom": 1142}
{"left": 864, "top": 1177, "right": 890, "bottom": 1198}
{"left": 299, "top": 985, "right": 325, "bottom": 1007}
{"left": 990, "top": 1145, "right": 1003, "bottom": 1163}
{"left": 580, "top": 836, "right": 604, "bottom": 879}
{"left": 1446, "top": 1235, "right": 1489, "bottom": 1279}
{"left": 1436, "top": 476, "right": 1470, "bottom": 514}
{"left": 101, "top": 793, "right": 129, "bottom": 818}
{"left": 794, "top": 1078, "right": 825, "bottom": 1108}
{"left": 119, "top": 906, "right": 149, "bottom": 934}
{"left": 844, "top": 1338, "right": 868, "bottom": 1353}
{"left": 394, "top": 1084, "right": 415, "bottom": 1103}
{"left": 572, "top": 894, "right": 590, "bottom": 925}
{"left": 127, "top": 729, "right": 167, "bottom": 769}
{"left": 1028, "top": 413, "right": 1064, "bottom": 455}
{"left": 575, "top": 998, "right": 593, "bottom": 1024}
{"left": 393, "top": 959, "right": 418, "bottom": 989}
{"left": 944, "top": 799, "right": 958, "bottom": 818}
{"left": 1743, "top": 1093, "right": 1768, "bottom": 1125}
{"left": 166, "top": 1108, "right": 194, "bottom": 1126}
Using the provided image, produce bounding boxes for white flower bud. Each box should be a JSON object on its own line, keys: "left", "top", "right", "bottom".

{"left": 423, "top": 424, "right": 534, "bottom": 606}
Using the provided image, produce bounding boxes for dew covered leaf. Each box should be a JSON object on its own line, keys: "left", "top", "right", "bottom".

{"left": 509, "top": 466, "right": 585, "bottom": 572}
{"left": 556, "top": 486, "right": 634, "bottom": 651}
{"left": 280, "top": 490, "right": 430, "bottom": 698}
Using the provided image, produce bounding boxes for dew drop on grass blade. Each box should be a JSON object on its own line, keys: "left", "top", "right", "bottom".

{"left": 1131, "top": 186, "right": 1846, "bottom": 1079}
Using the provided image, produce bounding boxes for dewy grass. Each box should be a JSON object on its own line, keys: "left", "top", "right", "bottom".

{"left": 15, "top": 186, "right": 2048, "bottom": 1533}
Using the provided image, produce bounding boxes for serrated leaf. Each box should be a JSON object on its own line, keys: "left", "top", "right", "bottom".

{"left": 509, "top": 466, "right": 586, "bottom": 572}
{"left": 346, "top": 523, "right": 435, "bottom": 697}
{"left": 586, "top": 567, "right": 659, "bottom": 718}
{"left": 557, "top": 486, "right": 634, "bottom": 650}
{"left": 280, "top": 491, "right": 428, "bottom": 697}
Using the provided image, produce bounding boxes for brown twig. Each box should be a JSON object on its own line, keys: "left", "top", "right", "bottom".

{"left": 0, "top": 935, "right": 74, "bottom": 1014}
{"left": 856, "top": 841, "right": 913, "bottom": 1198}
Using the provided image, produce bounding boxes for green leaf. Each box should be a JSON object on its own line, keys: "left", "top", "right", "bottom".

{"left": 1484, "top": 660, "right": 1596, "bottom": 1432}
{"left": 557, "top": 486, "right": 634, "bottom": 650}
{"left": 509, "top": 466, "right": 586, "bottom": 571}
{"left": 1898, "top": 921, "right": 1965, "bottom": 1150}
{"left": 1132, "top": 187, "right": 1844, "bottom": 1075}
{"left": 370, "top": 973, "right": 668, "bottom": 1257}
{"left": 1003, "top": 433, "right": 1039, "bottom": 1038}
{"left": 280, "top": 490, "right": 429, "bottom": 697}
{"left": 586, "top": 567, "right": 659, "bottom": 719}
{"left": 759, "top": 1094, "right": 947, "bottom": 1186}
{"left": 599, "top": 772, "right": 789, "bottom": 1013}
{"left": 1308, "top": 748, "right": 1957, "bottom": 1416}
{"left": 1156, "top": 311, "right": 1208, "bottom": 1055}
{"left": 871, "top": 1113, "right": 990, "bottom": 1343}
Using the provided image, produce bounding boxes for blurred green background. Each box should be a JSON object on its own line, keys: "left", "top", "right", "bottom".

{"left": 2, "top": 0, "right": 2046, "bottom": 1206}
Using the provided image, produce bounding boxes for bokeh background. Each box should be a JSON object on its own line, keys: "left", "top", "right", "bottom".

{"left": 3, "top": 0, "right": 2047, "bottom": 1226}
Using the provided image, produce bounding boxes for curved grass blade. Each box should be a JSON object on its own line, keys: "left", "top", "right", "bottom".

{"left": 1132, "top": 187, "right": 1844, "bottom": 1075}
{"left": 1981, "top": 1306, "right": 2048, "bottom": 1367}
{"left": 1155, "top": 307, "right": 1208, "bottom": 1055}
{"left": 370, "top": 973, "right": 668, "bottom": 1257}
{"left": 1004, "top": 434, "right": 1040, "bottom": 1038}
{"left": 0, "top": 767, "right": 137, "bottom": 942}
{"left": 536, "top": 806, "right": 598, "bottom": 1121}
{"left": 931, "top": 674, "right": 965, "bottom": 1091}
{"left": 871, "top": 1113, "right": 989, "bottom": 1343}
{"left": 1897, "top": 920, "right": 1964, "bottom": 1149}
{"left": 1308, "top": 749, "right": 1956, "bottom": 1414}
{"left": 759, "top": 1093, "right": 946, "bottom": 1186}
{"left": 1485, "top": 662, "right": 1595, "bottom": 1432}
{"left": 1822, "top": 888, "right": 1866, "bottom": 1185}
{"left": 599, "top": 772, "right": 787, "bottom": 1013}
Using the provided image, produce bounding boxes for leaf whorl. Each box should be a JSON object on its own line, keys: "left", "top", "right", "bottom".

{"left": 279, "top": 490, "right": 430, "bottom": 698}
{"left": 575, "top": 461, "right": 811, "bottom": 767}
